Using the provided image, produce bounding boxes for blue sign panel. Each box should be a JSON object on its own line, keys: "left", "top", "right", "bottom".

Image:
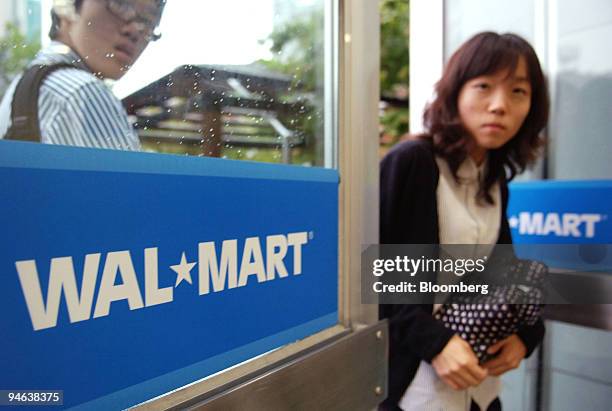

{"left": 508, "top": 180, "right": 612, "bottom": 270}
{"left": 0, "top": 141, "right": 338, "bottom": 410}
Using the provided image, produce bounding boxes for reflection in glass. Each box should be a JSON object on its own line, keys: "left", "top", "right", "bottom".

{"left": 0, "top": 0, "right": 329, "bottom": 166}
{"left": 121, "top": 0, "right": 327, "bottom": 166}
{"left": 550, "top": 0, "right": 612, "bottom": 179}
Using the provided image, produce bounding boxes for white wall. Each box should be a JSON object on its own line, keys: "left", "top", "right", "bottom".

{"left": 550, "top": 0, "right": 612, "bottom": 180}
{"left": 409, "top": 0, "right": 443, "bottom": 134}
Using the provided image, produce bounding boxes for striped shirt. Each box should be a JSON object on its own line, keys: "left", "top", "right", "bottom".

{"left": 0, "top": 41, "right": 140, "bottom": 150}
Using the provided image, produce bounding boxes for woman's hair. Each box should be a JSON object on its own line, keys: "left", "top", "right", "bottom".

{"left": 422, "top": 31, "right": 549, "bottom": 204}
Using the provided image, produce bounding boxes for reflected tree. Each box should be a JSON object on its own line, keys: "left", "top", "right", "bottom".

{"left": 258, "top": 8, "right": 324, "bottom": 166}
{"left": 259, "top": 8, "right": 323, "bottom": 92}
{"left": 380, "top": 0, "right": 409, "bottom": 154}
{"left": 380, "top": 0, "right": 409, "bottom": 99}
{"left": 259, "top": 1, "right": 410, "bottom": 157}
{"left": 0, "top": 23, "right": 40, "bottom": 96}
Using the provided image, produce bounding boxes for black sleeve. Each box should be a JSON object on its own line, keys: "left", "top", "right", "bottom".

{"left": 379, "top": 141, "right": 453, "bottom": 362}
{"left": 380, "top": 141, "right": 415, "bottom": 244}
{"left": 516, "top": 318, "right": 545, "bottom": 357}
{"left": 382, "top": 304, "right": 455, "bottom": 362}
{"left": 380, "top": 140, "right": 438, "bottom": 245}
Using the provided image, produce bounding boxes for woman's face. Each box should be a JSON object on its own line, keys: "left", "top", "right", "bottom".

{"left": 457, "top": 56, "right": 532, "bottom": 158}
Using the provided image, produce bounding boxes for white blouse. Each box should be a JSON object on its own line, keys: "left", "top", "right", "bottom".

{"left": 435, "top": 155, "right": 501, "bottom": 247}
{"left": 400, "top": 155, "right": 502, "bottom": 411}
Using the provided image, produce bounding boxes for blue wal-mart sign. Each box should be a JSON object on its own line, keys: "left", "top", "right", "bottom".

{"left": 508, "top": 180, "right": 612, "bottom": 270}
{"left": 0, "top": 141, "right": 338, "bottom": 409}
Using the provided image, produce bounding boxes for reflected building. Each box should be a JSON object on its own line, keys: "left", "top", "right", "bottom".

{"left": 122, "top": 64, "right": 311, "bottom": 164}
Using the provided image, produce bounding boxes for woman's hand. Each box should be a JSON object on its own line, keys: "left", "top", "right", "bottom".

{"left": 432, "top": 335, "right": 488, "bottom": 390}
{"left": 482, "top": 334, "right": 527, "bottom": 376}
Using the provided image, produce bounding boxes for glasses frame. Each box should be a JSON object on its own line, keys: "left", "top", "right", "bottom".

{"left": 105, "top": 0, "right": 163, "bottom": 42}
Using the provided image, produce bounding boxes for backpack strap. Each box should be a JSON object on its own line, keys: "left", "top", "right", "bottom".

{"left": 5, "top": 62, "right": 76, "bottom": 142}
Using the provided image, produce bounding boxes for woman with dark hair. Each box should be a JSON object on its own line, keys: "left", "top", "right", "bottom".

{"left": 380, "top": 32, "right": 549, "bottom": 411}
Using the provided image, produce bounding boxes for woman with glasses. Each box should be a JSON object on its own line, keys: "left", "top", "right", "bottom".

{"left": 0, "top": 0, "right": 165, "bottom": 149}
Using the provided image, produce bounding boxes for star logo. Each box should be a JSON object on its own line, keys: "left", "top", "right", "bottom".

{"left": 508, "top": 216, "right": 519, "bottom": 229}
{"left": 170, "top": 252, "right": 196, "bottom": 287}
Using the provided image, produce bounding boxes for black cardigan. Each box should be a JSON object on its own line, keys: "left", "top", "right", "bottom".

{"left": 379, "top": 139, "right": 545, "bottom": 408}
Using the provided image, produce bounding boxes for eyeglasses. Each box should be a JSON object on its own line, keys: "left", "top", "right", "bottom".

{"left": 105, "top": 0, "right": 163, "bottom": 42}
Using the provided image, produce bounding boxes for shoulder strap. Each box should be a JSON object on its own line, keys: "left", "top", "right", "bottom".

{"left": 5, "top": 62, "right": 76, "bottom": 142}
